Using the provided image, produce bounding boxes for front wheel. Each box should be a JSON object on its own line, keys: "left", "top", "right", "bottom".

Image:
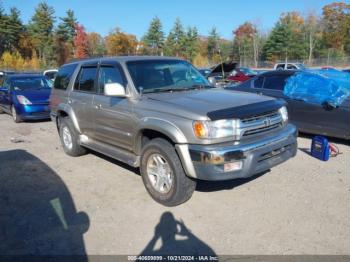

{"left": 140, "top": 138, "right": 196, "bottom": 206}
{"left": 11, "top": 105, "right": 21, "bottom": 123}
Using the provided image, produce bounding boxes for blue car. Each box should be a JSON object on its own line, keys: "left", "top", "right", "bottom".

{"left": 0, "top": 74, "right": 52, "bottom": 123}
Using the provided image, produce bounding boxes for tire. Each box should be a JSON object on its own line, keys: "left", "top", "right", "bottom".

{"left": 140, "top": 138, "right": 196, "bottom": 206}
{"left": 11, "top": 105, "right": 21, "bottom": 123}
{"left": 0, "top": 106, "right": 4, "bottom": 114}
{"left": 59, "top": 117, "right": 87, "bottom": 157}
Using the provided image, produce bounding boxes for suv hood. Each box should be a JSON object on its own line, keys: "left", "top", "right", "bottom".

{"left": 143, "top": 88, "right": 279, "bottom": 120}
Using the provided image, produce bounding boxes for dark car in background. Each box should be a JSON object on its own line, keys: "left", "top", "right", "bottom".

{"left": 198, "top": 68, "right": 212, "bottom": 77}
{"left": 0, "top": 74, "right": 52, "bottom": 122}
{"left": 227, "top": 70, "right": 350, "bottom": 140}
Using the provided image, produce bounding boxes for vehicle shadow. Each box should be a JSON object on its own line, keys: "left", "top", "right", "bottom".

{"left": 196, "top": 171, "right": 267, "bottom": 192}
{"left": 139, "top": 212, "right": 216, "bottom": 256}
{"left": 0, "top": 149, "right": 89, "bottom": 258}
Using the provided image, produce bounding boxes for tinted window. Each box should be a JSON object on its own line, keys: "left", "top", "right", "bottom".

{"left": 287, "top": 64, "right": 297, "bottom": 70}
{"left": 263, "top": 75, "right": 289, "bottom": 91}
{"left": 98, "top": 66, "right": 125, "bottom": 94}
{"left": 276, "top": 64, "right": 285, "bottom": 70}
{"left": 254, "top": 77, "right": 264, "bottom": 88}
{"left": 54, "top": 64, "right": 77, "bottom": 90}
{"left": 75, "top": 67, "right": 97, "bottom": 92}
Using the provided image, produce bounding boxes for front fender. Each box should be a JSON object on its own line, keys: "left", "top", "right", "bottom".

{"left": 134, "top": 117, "right": 188, "bottom": 152}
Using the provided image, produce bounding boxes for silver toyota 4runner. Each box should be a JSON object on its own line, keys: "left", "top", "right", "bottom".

{"left": 50, "top": 56, "right": 297, "bottom": 206}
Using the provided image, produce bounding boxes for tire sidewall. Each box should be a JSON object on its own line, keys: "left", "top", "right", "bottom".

{"left": 141, "top": 144, "right": 178, "bottom": 203}
{"left": 59, "top": 118, "right": 78, "bottom": 155}
{"left": 11, "top": 105, "right": 20, "bottom": 123}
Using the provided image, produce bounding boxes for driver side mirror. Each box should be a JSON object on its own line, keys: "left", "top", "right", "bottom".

{"left": 104, "top": 83, "right": 126, "bottom": 97}
{"left": 207, "top": 77, "right": 217, "bottom": 87}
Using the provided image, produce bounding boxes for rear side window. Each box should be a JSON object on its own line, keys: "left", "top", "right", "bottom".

{"left": 263, "top": 75, "right": 289, "bottom": 91}
{"left": 54, "top": 64, "right": 78, "bottom": 90}
{"left": 254, "top": 77, "right": 264, "bottom": 88}
{"left": 276, "top": 64, "right": 284, "bottom": 70}
{"left": 74, "top": 67, "right": 97, "bottom": 92}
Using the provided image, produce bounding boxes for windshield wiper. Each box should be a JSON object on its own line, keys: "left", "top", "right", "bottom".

{"left": 191, "top": 84, "right": 214, "bottom": 89}
{"left": 144, "top": 87, "right": 191, "bottom": 94}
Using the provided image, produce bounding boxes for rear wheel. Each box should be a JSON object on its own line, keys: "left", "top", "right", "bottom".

{"left": 59, "top": 117, "right": 87, "bottom": 157}
{"left": 11, "top": 105, "right": 21, "bottom": 123}
{"left": 140, "top": 138, "right": 196, "bottom": 206}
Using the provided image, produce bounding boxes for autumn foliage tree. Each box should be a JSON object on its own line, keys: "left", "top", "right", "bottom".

{"left": 74, "top": 24, "right": 89, "bottom": 58}
{"left": 105, "top": 28, "right": 137, "bottom": 56}
{"left": 322, "top": 2, "right": 350, "bottom": 53}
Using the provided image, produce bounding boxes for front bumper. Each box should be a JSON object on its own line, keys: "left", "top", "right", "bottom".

{"left": 16, "top": 104, "right": 51, "bottom": 120}
{"left": 176, "top": 124, "right": 298, "bottom": 181}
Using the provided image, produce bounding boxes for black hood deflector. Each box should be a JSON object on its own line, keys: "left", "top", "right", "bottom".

{"left": 207, "top": 99, "right": 286, "bottom": 120}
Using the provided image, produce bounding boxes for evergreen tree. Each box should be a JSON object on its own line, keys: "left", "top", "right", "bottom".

{"left": 28, "top": 2, "right": 55, "bottom": 64}
{"left": 183, "top": 27, "right": 199, "bottom": 62}
{"left": 164, "top": 18, "right": 186, "bottom": 57}
{"left": 55, "top": 9, "right": 77, "bottom": 65}
{"left": 6, "top": 8, "right": 23, "bottom": 52}
{"left": 142, "top": 16, "right": 165, "bottom": 55}
{"left": 262, "top": 12, "right": 307, "bottom": 62}
{"left": 56, "top": 9, "right": 77, "bottom": 43}
{"left": 207, "top": 27, "right": 220, "bottom": 62}
{"left": 0, "top": 3, "right": 9, "bottom": 54}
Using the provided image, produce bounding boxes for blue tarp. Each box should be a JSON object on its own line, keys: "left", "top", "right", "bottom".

{"left": 284, "top": 69, "right": 350, "bottom": 107}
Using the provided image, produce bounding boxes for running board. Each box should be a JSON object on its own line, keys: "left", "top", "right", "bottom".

{"left": 80, "top": 136, "right": 140, "bottom": 168}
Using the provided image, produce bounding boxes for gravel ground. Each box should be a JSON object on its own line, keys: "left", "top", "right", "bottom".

{"left": 0, "top": 113, "right": 349, "bottom": 256}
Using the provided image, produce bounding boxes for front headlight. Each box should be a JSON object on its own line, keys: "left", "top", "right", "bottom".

{"left": 16, "top": 95, "right": 32, "bottom": 105}
{"left": 193, "top": 119, "right": 240, "bottom": 139}
{"left": 279, "top": 106, "right": 288, "bottom": 123}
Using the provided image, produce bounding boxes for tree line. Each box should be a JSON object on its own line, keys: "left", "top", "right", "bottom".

{"left": 0, "top": 1, "right": 349, "bottom": 70}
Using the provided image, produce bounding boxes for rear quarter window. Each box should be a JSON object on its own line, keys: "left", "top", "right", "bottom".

{"left": 54, "top": 64, "right": 78, "bottom": 90}
{"left": 263, "top": 75, "right": 290, "bottom": 91}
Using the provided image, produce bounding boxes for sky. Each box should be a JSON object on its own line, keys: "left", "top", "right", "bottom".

{"left": 2, "top": 0, "right": 337, "bottom": 39}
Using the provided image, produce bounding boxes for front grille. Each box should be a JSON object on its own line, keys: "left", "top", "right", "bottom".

{"left": 258, "top": 144, "right": 292, "bottom": 162}
{"left": 240, "top": 110, "right": 283, "bottom": 138}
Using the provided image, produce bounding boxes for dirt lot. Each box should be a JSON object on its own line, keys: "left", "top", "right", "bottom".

{"left": 0, "top": 113, "right": 350, "bottom": 256}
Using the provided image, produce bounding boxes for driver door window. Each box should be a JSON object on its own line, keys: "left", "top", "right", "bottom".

{"left": 98, "top": 66, "right": 126, "bottom": 95}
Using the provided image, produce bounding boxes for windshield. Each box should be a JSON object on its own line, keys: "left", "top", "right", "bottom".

{"left": 11, "top": 76, "right": 52, "bottom": 91}
{"left": 239, "top": 67, "right": 257, "bottom": 75}
{"left": 127, "top": 60, "right": 210, "bottom": 93}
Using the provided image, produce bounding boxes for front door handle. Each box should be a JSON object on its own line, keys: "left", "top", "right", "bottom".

{"left": 94, "top": 104, "right": 101, "bottom": 109}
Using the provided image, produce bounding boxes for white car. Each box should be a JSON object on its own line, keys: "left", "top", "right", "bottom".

{"left": 43, "top": 69, "right": 58, "bottom": 81}
{"left": 273, "top": 63, "right": 306, "bottom": 70}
